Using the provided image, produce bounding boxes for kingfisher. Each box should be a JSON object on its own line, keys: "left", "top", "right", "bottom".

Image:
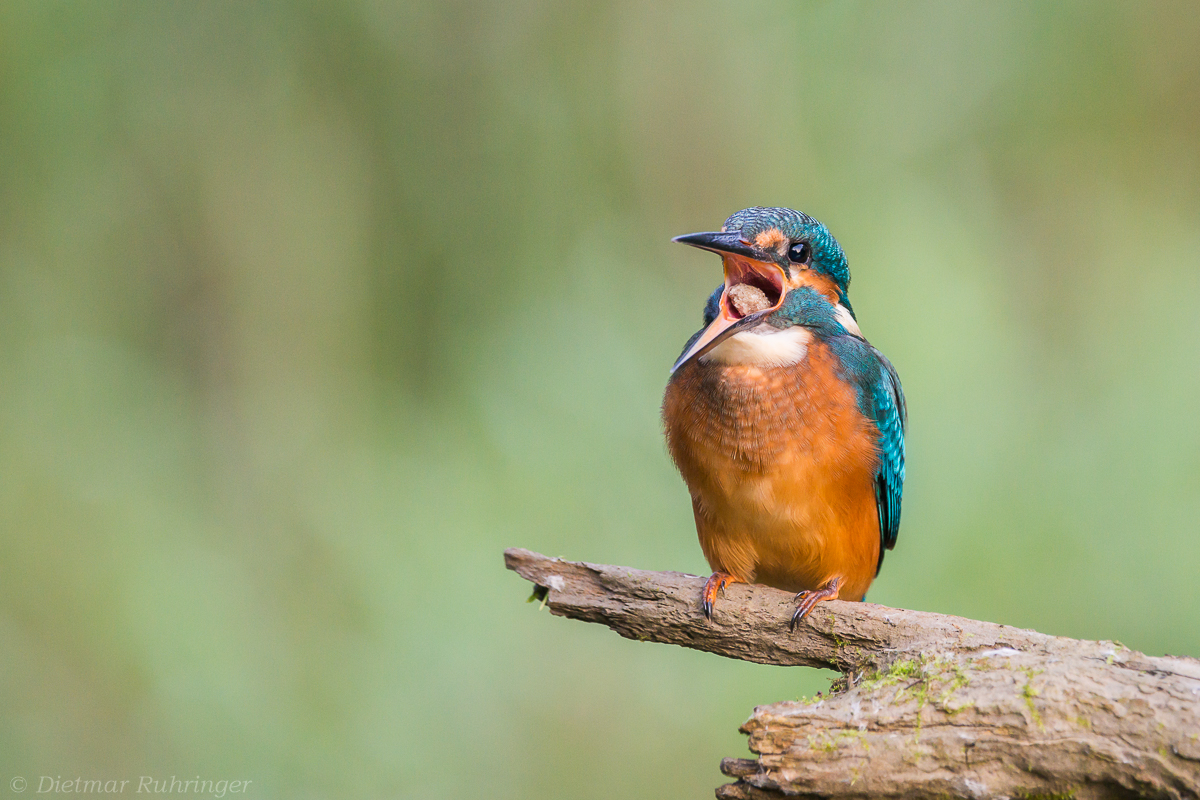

{"left": 662, "top": 207, "right": 906, "bottom": 627}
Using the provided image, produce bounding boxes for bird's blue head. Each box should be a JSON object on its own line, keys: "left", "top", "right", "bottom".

{"left": 671, "top": 207, "right": 858, "bottom": 373}
{"left": 720, "top": 207, "right": 850, "bottom": 302}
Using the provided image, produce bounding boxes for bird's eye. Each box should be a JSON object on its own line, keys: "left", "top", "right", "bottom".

{"left": 788, "top": 242, "right": 812, "bottom": 265}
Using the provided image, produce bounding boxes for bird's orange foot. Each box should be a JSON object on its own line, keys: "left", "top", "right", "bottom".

{"left": 790, "top": 576, "right": 842, "bottom": 630}
{"left": 701, "top": 571, "right": 742, "bottom": 621}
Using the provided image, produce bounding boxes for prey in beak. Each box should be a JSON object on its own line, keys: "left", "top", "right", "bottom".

{"left": 670, "top": 231, "right": 789, "bottom": 373}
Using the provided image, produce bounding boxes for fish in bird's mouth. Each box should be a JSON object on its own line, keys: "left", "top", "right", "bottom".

{"left": 722, "top": 257, "right": 783, "bottom": 320}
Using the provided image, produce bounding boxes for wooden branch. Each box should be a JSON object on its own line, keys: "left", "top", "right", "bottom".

{"left": 505, "top": 548, "right": 1200, "bottom": 800}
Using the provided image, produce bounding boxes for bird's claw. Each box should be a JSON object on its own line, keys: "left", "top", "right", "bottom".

{"left": 789, "top": 577, "right": 842, "bottom": 631}
{"left": 701, "top": 572, "right": 738, "bottom": 622}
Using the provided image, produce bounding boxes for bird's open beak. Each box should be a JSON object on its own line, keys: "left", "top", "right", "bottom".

{"left": 670, "top": 231, "right": 789, "bottom": 374}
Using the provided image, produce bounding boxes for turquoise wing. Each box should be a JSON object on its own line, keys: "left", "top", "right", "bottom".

{"left": 867, "top": 350, "right": 906, "bottom": 573}
{"left": 827, "top": 330, "right": 907, "bottom": 574}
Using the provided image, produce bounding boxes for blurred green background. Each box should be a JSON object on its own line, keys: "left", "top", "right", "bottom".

{"left": 2, "top": 1, "right": 1199, "bottom": 797}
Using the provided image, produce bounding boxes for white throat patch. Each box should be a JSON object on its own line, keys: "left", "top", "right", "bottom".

{"left": 700, "top": 325, "right": 813, "bottom": 368}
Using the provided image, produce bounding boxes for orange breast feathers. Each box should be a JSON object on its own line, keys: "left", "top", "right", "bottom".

{"left": 662, "top": 341, "right": 882, "bottom": 601}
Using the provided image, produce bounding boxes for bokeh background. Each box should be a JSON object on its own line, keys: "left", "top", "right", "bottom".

{"left": 2, "top": 1, "right": 1199, "bottom": 797}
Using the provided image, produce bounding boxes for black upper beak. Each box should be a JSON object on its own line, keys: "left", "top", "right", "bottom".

{"left": 672, "top": 231, "right": 764, "bottom": 260}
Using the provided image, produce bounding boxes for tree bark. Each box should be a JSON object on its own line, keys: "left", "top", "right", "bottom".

{"left": 504, "top": 548, "right": 1200, "bottom": 799}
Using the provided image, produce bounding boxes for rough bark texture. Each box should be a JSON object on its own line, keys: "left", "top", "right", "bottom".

{"left": 505, "top": 548, "right": 1200, "bottom": 800}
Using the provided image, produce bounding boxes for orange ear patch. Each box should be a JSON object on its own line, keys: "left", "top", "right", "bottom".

{"left": 754, "top": 228, "right": 787, "bottom": 253}
{"left": 795, "top": 272, "right": 841, "bottom": 305}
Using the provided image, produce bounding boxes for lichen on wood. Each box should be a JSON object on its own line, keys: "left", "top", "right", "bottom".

{"left": 504, "top": 548, "right": 1200, "bottom": 800}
